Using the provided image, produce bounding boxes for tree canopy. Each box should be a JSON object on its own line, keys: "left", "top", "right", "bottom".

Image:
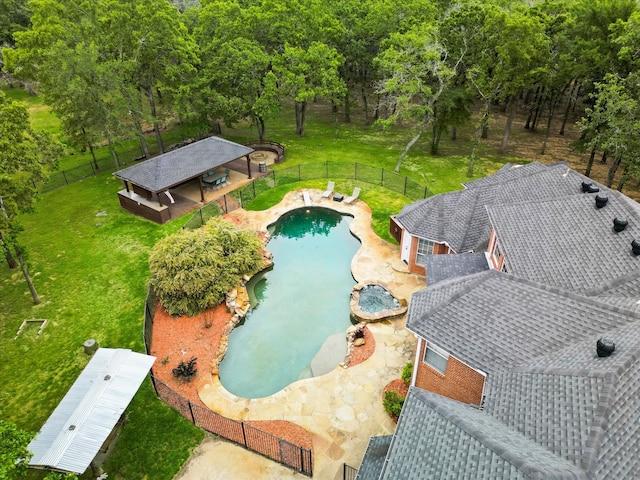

{"left": 3, "top": 0, "right": 640, "bottom": 184}
{"left": 149, "top": 218, "right": 264, "bottom": 317}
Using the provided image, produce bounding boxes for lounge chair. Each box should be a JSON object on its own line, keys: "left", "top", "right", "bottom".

{"left": 345, "top": 187, "right": 361, "bottom": 204}
{"left": 303, "top": 191, "right": 312, "bottom": 206}
{"left": 321, "top": 181, "right": 335, "bottom": 198}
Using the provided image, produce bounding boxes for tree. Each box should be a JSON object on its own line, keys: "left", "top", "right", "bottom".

{"left": 149, "top": 218, "right": 264, "bottom": 316}
{"left": 0, "top": 91, "right": 62, "bottom": 303}
{"left": 0, "top": 417, "right": 32, "bottom": 478}
{"left": 273, "top": 42, "right": 346, "bottom": 136}
{"left": 578, "top": 74, "right": 640, "bottom": 188}
{"left": 375, "top": 23, "right": 454, "bottom": 172}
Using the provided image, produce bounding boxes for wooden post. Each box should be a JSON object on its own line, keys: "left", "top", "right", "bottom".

{"left": 246, "top": 155, "right": 252, "bottom": 179}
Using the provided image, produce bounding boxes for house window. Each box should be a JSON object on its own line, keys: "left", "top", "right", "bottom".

{"left": 416, "top": 238, "right": 435, "bottom": 264}
{"left": 423, "top": 342, "right": 449, "bottom": 374}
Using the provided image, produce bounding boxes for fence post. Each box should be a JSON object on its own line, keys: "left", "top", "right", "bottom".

{"left": 200, "top": 209, "right": 204, "bottom": 226}
{"left": 381, "top": 168, "right": 384, "bottom": 186}
{"left": 223, "top": 195, "right": 228, "bottom": 213}
{"left": 253, "top": 181, "right": 256, "bottom": 199}
{"left": 90, "top": 161, "right": 95, "bottom": 175}
{"left": 354, "top": 162, "right": 357, "bottom": 180}
{"left": 326, "top": 161, "right": 328, "bottom": 179}
{"left": 404, "top": 176, "right": 408, "bottom": 196}
{"left": 62, "top": 171, "right": 69, "bottom": 185}
{"left": 272, "top": 170, "right": 276, "bottom": 186}
{"left": 298, "top": 164, "right": 301, "bottom": 181}
{"left": 241, "top": 422, "right": 248, "bottom": 447}
{"left": 187, "top": 400, "right": 196, "bottom": 424}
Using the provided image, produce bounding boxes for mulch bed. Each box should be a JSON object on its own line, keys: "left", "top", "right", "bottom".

{"left": 150, "top": 304, "right": 377, "bottom": 451}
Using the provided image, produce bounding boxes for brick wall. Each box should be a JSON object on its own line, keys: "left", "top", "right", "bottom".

{"left": 414, "top": 341, "right": 485, "bottom": 406}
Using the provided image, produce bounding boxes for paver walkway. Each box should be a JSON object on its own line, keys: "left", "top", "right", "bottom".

{"left": 176, "top": 189, "right": 425, "bottom": 480}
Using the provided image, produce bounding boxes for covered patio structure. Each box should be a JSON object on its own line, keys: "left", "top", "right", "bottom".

{"left": 27, "top": 348, "right": 155, "bottom": 475}
{"left": 113, "top": 136, "right": 255, "bottom": 224}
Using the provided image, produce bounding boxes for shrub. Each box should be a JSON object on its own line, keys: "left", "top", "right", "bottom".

{"left": 401, "top": 362, "right": 413, "bottom": 384}
{"left": 172, "top": 357, "right": 198, "bottom": 382}
{"left": 383, "top": 390, "right": 405, "bottom": 417}
{"left": 149, "top": 217, "right": 263, "bottom": 316}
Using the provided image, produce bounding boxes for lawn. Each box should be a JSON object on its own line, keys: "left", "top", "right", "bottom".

{"left": 1, "top": 89, "right": 584, "bottom": 479}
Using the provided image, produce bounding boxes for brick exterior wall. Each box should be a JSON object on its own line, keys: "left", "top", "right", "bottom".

{"left": 414, "top": 341, "right": 485, "bottom": 406}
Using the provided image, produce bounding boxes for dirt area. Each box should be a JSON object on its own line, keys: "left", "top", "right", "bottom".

{"left": 150, "top": 304, "right": 375, "bottom": 450}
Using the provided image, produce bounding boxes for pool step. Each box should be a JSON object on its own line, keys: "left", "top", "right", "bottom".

{"left": 310, "top": 333, "right": 347, "bottom": 377}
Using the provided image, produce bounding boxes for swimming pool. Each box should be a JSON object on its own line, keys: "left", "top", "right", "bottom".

{"left": 218, "top": 207, "right": 361, "bottom": 398}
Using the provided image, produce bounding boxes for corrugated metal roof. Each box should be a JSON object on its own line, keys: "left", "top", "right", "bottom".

{"left": 28, "top": 348, "right": 155, "bottom": 474}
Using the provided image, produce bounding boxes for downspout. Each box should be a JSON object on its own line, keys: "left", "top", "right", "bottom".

{"left": 411, "top": 337, "right": 422, "bottom": 386}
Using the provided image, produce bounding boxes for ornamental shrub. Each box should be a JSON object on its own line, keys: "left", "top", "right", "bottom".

{"left": 401, "top": 362, "right": 413, "bottom": 384}
{"left": 149, "top": 217, "right": 263, "bottom": 316}
{"left": 383, "top": 390, "right": 405, "bottom": 417}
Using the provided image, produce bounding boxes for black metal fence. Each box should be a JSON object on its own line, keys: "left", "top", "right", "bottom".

{"left": 344, "top": 463, "right": 358, "bottom": 480}
{"left": 143, "top": 288, "right": 313, "bottom": 476}
{"left": 151, "top": 375, "right": 313, "bottom": 476}
{"left": 237, "top": 161, "right": 430, "bottom": 207}
{"left": 183, "top": 161, "right": 430, "bottom": 230}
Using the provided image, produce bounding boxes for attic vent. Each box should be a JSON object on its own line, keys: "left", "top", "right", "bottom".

{"left": 588, "top": 184, "right": 599, "bottom": 193}
{"left": 581, "top": 181, "right": 592, "bottom": 192}
{"left": 613, "top": 217, "right": 628, "bottom": 232}
{"left": 596, "top": 338, "right": 616, "bottom": 357}
{"left": 595, "top": 194, "right": 609, "bottom": 208}
{"left": 632, "top": 240, "right": 640, "bottom": 256}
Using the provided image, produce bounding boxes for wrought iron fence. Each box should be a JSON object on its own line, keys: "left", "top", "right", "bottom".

{"left": 344, "top": 463, "right": 358, "bottom": 480}
{"left": 237, "top": 161, "right": 430, "bottom": 207}
{"left": 183, "top": 161, "right": 430, "bottom": 230}
{"left": 142, "top": 289, "right": 313, "bottom": 476}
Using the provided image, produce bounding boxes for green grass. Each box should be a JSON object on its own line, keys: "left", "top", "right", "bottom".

{"left": 0, "top": 173, "right": 201, "bottom": 479}
{"left": 1, "top": 93, "right": 533, "bottom": 479}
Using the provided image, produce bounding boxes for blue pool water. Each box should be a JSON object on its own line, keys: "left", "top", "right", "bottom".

{"left": 218, "top": 207, "right": 361, "bottom": 398}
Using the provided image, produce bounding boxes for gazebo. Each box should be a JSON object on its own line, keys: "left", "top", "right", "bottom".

{"left": 113, "top": 136, "right": 254, "bottom": 223}
{"left": 27, "top": 348, "right": 155, "bottom": 475}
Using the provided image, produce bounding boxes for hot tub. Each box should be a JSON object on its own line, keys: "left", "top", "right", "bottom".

{"left": 350, "top": 281, "right": 407, "bottom": 323}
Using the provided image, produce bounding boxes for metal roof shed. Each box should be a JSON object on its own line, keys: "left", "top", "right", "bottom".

{"left": 27, "top": 348, "right": 156, "bottom": 474}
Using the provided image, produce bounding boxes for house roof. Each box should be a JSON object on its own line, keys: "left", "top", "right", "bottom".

{"left": 27, "top": 348, "right": 155, "bottom": 474}
{"left": 395, "top": 163, "right": 592, "bottom": 253}
{"left": 377, "top": 271, "right": 640, "bottom": 478}
{"left": 112, "top": 136, "right": 253, "bottom": 192}
{"left": 406, "top": 270, "right": 639, "bottom": 374}
{"left": 373, "top": 387, "right": 587, "bottom": 479}
{"left": 421, "top": 252, "right": 489, "bottom": 284}
{"left": 487, "top": 190, "right": 640, "bottom": 295}
{"left": 354, "top": 436, "right": 392, "bottom": 480}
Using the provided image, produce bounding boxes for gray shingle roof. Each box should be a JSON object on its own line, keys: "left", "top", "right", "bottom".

{"left": 377, "top": 387, "right": 587, "bottom": 479}
{"left": 487, "top": 190, "right": 640, "bottom": 295}
{"left": 407, "top": 270, "right": 639, "bottom": 374}
{"left": 422, "top": 252, "right": 489, "bottom": 285}
{"left": 354, "top": 436, "right": 392, "bottom": 480}
{"left": 395, "top": 163, "right": 590, "bottom": 253}
{"left": 113, "top": 136, "right": 253, "bottom": 192}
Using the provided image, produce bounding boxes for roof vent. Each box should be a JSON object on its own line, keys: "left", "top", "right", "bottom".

{"left": 633, "top": 240, "right": 640, "bottom": 256}
{"left": 587, "top": 184, "right": 600, "bottom": 193}
{"left": 596, "top": 338, "right": 616, "bottom": 357}
{"left": 595, "top": 194, "right": 608, "bottom": 208}
{"left": 581, "top": 181, "right": 592, "bottom": 192}
{"left": 613, "top": 217, "right": 628, "bottom": 232}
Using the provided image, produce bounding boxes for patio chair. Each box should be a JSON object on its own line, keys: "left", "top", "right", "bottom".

{"left": 345, "top": 187, "right": 361, "bottom": 204}
{"left": 321, "top": 181, "right": 335, "bottom": 198}
{"left": 303, "top": 190, "right": 312, "bottom": 207}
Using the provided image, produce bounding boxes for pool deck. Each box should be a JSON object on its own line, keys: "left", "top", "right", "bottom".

{"left": 178, "top": 189, "right": 425, "bottom": 480}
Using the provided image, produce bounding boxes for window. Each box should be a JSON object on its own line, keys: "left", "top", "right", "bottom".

{"left": 423, "top": 342, "right": 449, "bottom": 374}
{"left": 416, "top": 238, "right": 435, "bottom": 265}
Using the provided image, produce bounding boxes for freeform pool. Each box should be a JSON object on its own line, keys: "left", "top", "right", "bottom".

{"left": 218, "top": 207, "right": 361, "bottom": 398}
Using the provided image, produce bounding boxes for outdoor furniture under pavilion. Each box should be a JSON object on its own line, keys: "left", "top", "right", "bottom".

{"left": 113, "top": 137, "right": 254, "bottom": 223}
